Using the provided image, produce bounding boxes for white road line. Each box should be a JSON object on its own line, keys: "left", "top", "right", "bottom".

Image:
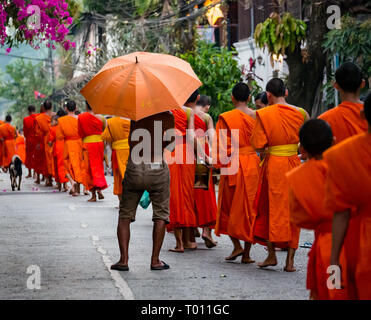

{"left": 91, "top": 235, "right": 135, "bottom": 300}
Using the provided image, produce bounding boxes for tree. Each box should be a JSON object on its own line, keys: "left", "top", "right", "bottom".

{"left": 254, "top": 0, "right": 371, "bottom": 116}
{"left": 0, "top": 0, "right": 77, "bottom": 51}
{"left": 180, "top": 40, "right": 242, "bottom": 121}
{"left": 0, "top": 59, "right": 52, "bottom": 128}
{"left": 322, "top": 15, "right": 371, "bottom": 109}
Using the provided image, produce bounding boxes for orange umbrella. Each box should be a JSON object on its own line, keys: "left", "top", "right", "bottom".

{"left": 80, "top": 52, "right": 202, "bottom": 121}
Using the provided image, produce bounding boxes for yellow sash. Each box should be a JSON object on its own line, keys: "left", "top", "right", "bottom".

{"left": 83, "top": 135, "right": 103, "bottom": 144}
{"left": 260, "top": 144, "right": 298, "bottom": 167}
{"left": 112, "top": 139, "right": 129, "bottom": 150}
{"left": 267, "top": 144, "right": 298, "bottom": 157}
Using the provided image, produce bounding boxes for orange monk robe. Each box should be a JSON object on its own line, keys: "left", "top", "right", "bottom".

{"left": 15, "top": 134, "right": 26, "bottom": 163}
{"left": 78, "top": 112, "right": 107, "bottom": 191}
{"left": 49, "top": 125, "right": 68, "bottom": 184}
{"left": 101, "top": 117, "right": 130, "bottom": 195}
{"left": 213, "top": 109, "right": 260, "bottom": 242}
{"left": 0, "top": 123, "right": 17, "bottom": 167}
{"left": 23, "top": 114, "right": 38, "bottom": 170}
{"left": 166, "top": 108, "right": 197, "bottom": 230}
{"left": 194, "top": 114, "right": 217, "bottom": 228}
{"left": 0, "top": 120, "right": 4, "bottom": 167}
{"left": 250, "top": 104, "right": 306, "bottom": 249}
{"left": 318, "top": 101, "right": 367, "bottom": 144}
{"left": 57, "top": 116, "right": 84, "bottom": 184}
{"left": 287, "top": 159, "right": 349, "bottom": 300}
{"left": 324, "top": 132, "right": 371, "bottom": 300}
{"left": 35, "top": 113, "right": 53, "bottom": 176}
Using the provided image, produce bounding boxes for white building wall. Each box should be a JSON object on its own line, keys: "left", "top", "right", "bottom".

{"left": 233, "top": 37, "right": 288, "bottom": 89}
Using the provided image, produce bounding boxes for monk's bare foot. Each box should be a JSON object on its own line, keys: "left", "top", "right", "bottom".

{"left": 184, "top": 242, "right": 197, "bottom": 250}
{"left": 241, "top": 254, "right": 255, "bottom": 264}
{"left": 258, "top": 257, "right": 278, "bottom": 268}
{"left": 98, "top": 191, "right": 104, "bottom": 200}
{"left": 26, "top": 174, "right": 32, "bottom": 178}
{"left": 88, "top": 196, "right": 97, "bottom": 202}
{"left": 202, "top": 235, "right": 217, "bottom": 248}
{"left": 284, "top": 266, "right": 297, "bottom": 272}
{"left": 35, "top": 179, "right": 40, "bottom": 185}
{"left": 169, "top": 248, "right": 184, "bottom": 253}
{"left": 225, "top": 248, "right": 244, "bottom": 261}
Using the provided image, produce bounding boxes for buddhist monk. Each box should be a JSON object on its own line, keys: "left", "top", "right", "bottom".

{"left": 326, "top": 92, "right": 371, "bottom": 300}
{"left": 0, "top": 115, "right": 17, "bottom": 170}
{"left": 15, "top": 131, "right": 26, "bottom": 164}
{"left": 78, "top": 101, "right": 108, "bottom": 202}
{"left": 287, "top": 119, "right": 349, "bottom": 299}
{"left": 189, "top": 95, "right": 218, "bottom": 248}
{"left": 167, "top": 90, "right": 209, "bottom": 252}
{"left": 0, "top": 118, "right": 4, "bottom": 169}
{"left": 213, "top": 83, "right": 260, "bottom": 263}
{"left": 33, "top": 104, "right": 45, "bottom": 184}
{"left": 318, "top": 62, "right": 367, "bottom": 143}
{"left": 23, "top": 105, "right": 38, "bottom": 178}
{"left": 101, "top": 117, "right": 131, "bottom": 201}
{"left": 35, "top": 101, "right": 55, "bottom": 186}
{"left": 49, "top": 115, "right": 68, "bottom": 192}
{"left": 254, "top": 92, "right": 268, "bottom": 110}
{"left": 196, "top": 95, "right": 211, "bottom": 113}
{"left": 250, "top": 78, "right": 309, "bottom": 272}
{"left": 57, "top": 100, "right": 84, "bottom": 196}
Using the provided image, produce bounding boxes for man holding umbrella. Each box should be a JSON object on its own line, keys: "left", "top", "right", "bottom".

{"left": 81, "top": 52, "right": 202, "bottom": 271}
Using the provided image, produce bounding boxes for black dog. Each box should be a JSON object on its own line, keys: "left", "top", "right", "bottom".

{"left": 9, "top": 155, "right": 22, "bottom": 191}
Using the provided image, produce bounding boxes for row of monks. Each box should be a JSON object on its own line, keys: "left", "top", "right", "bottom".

{"left": 0, "top": 61, "right": 369, "bottom": 300}
{"left": 19, "top": 100, "right": 130, "bottom": 202}
{"left": 166, "top": 61, "right": 369, "bottom": 300}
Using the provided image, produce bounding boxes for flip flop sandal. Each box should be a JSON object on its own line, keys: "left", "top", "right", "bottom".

{"left": 151, "top": 261, "right": 170, "bottom": 271}
{"left": 111, "top": 264, "right": 129, "bottom": 271}
{"left": 300, "top": 242, "right": 313, "bottom": 249}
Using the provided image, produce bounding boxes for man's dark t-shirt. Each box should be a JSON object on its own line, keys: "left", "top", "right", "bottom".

{"left": 129, "top": 111, "right": 175, "bottom": 163}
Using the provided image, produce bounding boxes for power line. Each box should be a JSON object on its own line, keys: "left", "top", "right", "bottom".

{"left": 0, "top": 52, "right": 49, "bottom": 63}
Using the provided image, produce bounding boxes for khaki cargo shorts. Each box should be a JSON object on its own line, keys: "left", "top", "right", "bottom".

{"left": 119, "top": 159, "right": 170, "bottom": 223}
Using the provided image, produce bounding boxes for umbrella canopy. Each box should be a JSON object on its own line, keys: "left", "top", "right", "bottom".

{"left": 80, "top": 52, "right": 202, "bottom": 121}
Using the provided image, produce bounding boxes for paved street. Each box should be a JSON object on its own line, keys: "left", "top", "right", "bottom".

{"left": 0, "top": 170, "right": 313, "bottom": 300}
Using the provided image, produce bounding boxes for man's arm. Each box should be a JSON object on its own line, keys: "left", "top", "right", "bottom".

{"left": 330, "top": 209, "right": 351, "bottom": 266}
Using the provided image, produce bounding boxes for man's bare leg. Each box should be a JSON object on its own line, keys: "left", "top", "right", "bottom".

{"left": 35, "top": 174, "right": 40, "bottom": 184}
{"left": 57, "top": 182, "right": 61, "bottom": 191}
{"left": 284, "top": 247, "right": 296, "bottom": 272}
{"left": 202, "top": 226, "right": 217, "bottom": 248}
{"left": 112, "top": 218, "right": 131, "bottom": 268}
{"left": 62, "top": 182, "right": 68, "bottom": 192}
{"left": 151, "top": 219, "right": 167, "bottom": 268}
{"left": 183, "top": 227, "right": 197, "bottom": 249}
{"left": 88, "top": 187, "right": 97, "bottom": 202}
{"left": 225, "top": 236, "right": 244, "bottom": 260}
{"left": 169, "top": 228, "right": 184, "bottom": 252}
{"left": 241, "top": 242, "right": 255, "bottom": 264}
{"left": 258, "top": 241, "right": 278, "bottom": 268}
{"left": 26, "top": 169, "right": 32, "bottom": 178}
